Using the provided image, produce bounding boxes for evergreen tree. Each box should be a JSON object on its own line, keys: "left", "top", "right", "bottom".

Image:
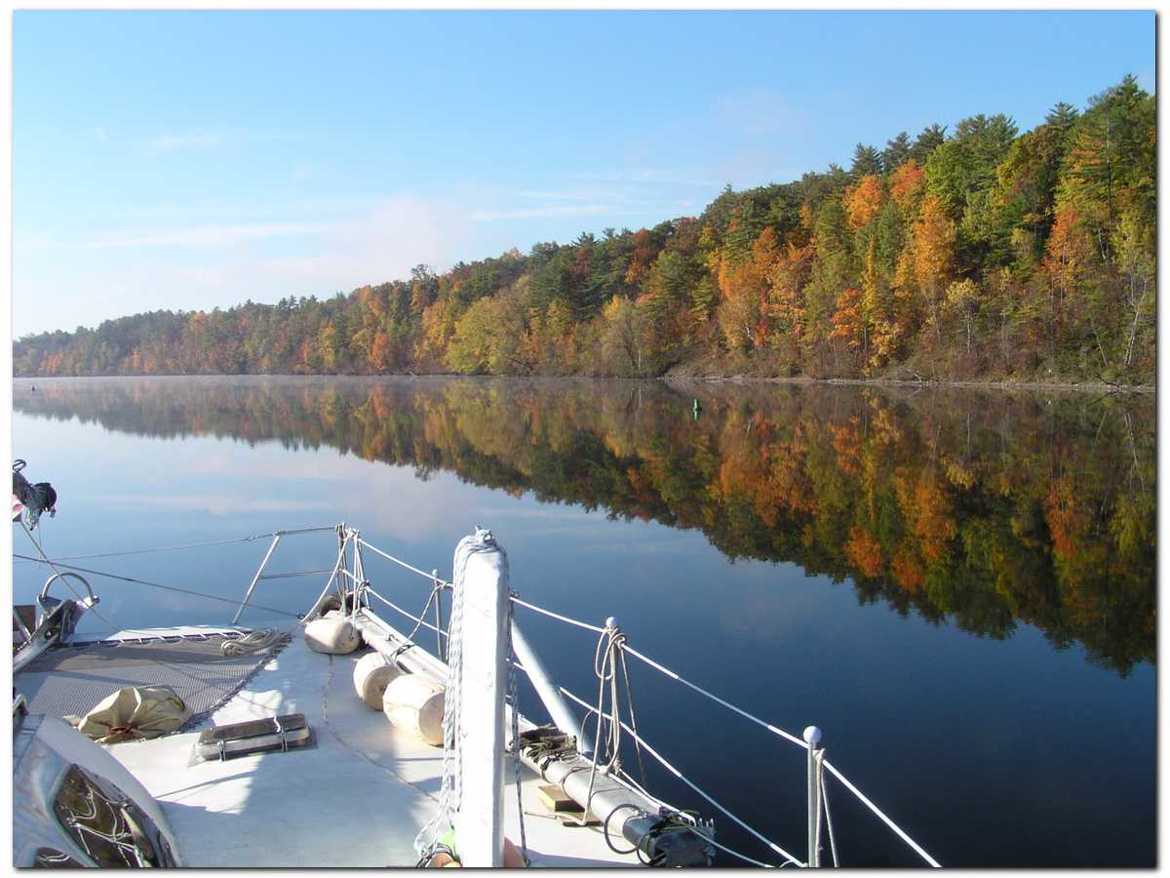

{"left": 882, "top": 131, "right": 912, "bottom": 173}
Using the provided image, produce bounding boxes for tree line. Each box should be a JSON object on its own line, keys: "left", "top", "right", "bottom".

{"left": 15, "top": 76, "right": 1154, "bottom": 384}
{"left": 15, "top": 376, "right": 1155, "bottom": 675}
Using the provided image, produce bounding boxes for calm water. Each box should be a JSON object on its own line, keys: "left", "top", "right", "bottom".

{"left": 11, "top": 376, "right": 1155, "bottom": 867}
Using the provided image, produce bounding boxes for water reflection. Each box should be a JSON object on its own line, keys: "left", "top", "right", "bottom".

{"left": 14, "top": 376, "right": 1155, "bottom": 677}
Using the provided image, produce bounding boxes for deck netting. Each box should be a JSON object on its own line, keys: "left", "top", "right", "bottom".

{"left": 14, "top": 632, "right": 291, "bottom": 727}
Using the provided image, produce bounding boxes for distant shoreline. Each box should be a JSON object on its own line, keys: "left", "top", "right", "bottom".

{"left": 12, "top": 373, "right": 1155, "bottom": 394}
{"left": 664, "top": 375, "right": 1155, "bottom": 393}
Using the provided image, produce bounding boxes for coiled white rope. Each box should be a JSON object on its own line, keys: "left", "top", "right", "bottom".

{"left": 220, "top": 628, "right": 288, "bottom": 656}
{"left": 576, "top": 621, "right": 626, "bottom": 826}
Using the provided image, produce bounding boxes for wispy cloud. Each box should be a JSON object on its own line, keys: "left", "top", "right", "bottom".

{"left": 83, "top": 221, "right": 326, "bottom": 249}
{"left": 515, "top": 189, "right": 606, "bottom": 202}
{"left": 470, "top": 204, "right": 616, "bottom": 222}
{"left": 707, "top": 88, "right": 818, "bottom": 185}
{"left": 259, "top": 196, "right": 470, "bottom": 288}
{"left": 145, "top": 130, "right": 223, "bottom": 154}
{"left": 714, "top": 88, "right": 811, "bottom": 138}
{"left": 290, "top": 162, "right": 316, "bottom": 183}
{"left": 567, "top": 168, "right": 722, "bottom": 189}
{"left": 472, "top": 178, "right": 711, "bottom": 224}
{"left": 16, "top": 177, "right": 706, "bottom": 335}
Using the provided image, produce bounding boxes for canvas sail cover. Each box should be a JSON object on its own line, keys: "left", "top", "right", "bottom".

{"left": 73, "top": 686, "right": 192, "bottom": 744}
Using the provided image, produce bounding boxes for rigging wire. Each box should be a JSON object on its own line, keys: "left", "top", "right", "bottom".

{"left": 500, "top": 588, "right": 936, "bottom": 865}
{"left": 618, "top": 645, "right": 649, "bottom": 789}
{"left": 619, "top": 640, "right": 938, "bottom": 866}
{"left": 818, "top": 751, "right": 839, "bottom": 868}
{"left": 505, "top": 592, "right": 529, "bottom": 865}
{"left": 365, "top": 587, "right": 447, "bottom": 639}
{"left": 23, "top": 526, "right": 339, "bottom": 563}
{"left": 13, "top": 554, "right": 302, "bottom": 620}
{"left": 509, "top": 595, "right": 606, "bottom": 633}
{"left": 41, "top": 534, "right": 281, "bottom": 562}
{"left": 357, "top": 537, "right": 450, "bottom": 585}
{"left": 19, "top": 521, "right": 119, "bottom": 635}
{"left": 619, "top": 642, "right": 807, "bottom": 748}
{"left": 820, "top": 758, "right": 938, "bottom": 867}
{"left": 558, "top": 684, "right": 805, "bottom": 867}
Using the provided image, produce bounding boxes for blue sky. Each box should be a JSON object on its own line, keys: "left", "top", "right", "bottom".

{"left": 13, "top": 10, "right": 1154, "bottom": 337}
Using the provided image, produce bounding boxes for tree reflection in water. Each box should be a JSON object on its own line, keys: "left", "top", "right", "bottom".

{"left": 15, "top": 376, "right": 1154, "bottom": 677}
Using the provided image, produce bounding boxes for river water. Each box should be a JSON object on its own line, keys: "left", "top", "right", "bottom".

{"left": 11, "top": 376, "right": 1155, "bottom": 866}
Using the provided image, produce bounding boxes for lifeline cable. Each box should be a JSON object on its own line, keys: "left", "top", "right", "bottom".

{"left": 14, "top": 554, "right": 301, "bottom": 620}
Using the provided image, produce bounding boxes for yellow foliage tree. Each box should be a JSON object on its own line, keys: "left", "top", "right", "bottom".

{"left": 844, "top": 175, "right": 884, "bottom": 229}
{"left": 912, "top": 195, "right": 957, "bottom": 344}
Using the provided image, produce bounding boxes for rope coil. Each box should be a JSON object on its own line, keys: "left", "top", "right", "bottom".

{"left": 220, "top": 628, "right": 289, "bottom": 656}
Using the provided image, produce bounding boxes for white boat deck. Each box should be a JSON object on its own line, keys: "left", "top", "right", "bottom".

{"left": 105, "top": 634, "right": 637, "bottom": 867}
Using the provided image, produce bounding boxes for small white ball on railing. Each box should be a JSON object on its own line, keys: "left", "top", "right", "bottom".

{"left": 803, "top": 725, "right": 823, "bottom": 748}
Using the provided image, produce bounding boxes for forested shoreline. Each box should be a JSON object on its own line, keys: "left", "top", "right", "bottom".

{"left": 15, "top": 77, "right": 1155, "bottom": 384}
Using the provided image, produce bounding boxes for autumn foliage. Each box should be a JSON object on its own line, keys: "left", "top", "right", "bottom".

{"left": 14, "top": 77, "right": 1154, "bottom": 385}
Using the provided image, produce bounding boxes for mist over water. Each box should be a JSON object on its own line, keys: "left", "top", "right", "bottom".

{"left": 12, "top": 376, "right": 1155, "bottom": 866}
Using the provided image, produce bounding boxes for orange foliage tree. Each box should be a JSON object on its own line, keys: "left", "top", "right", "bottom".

{"left": 845, "top": 175, "right": 884, "bottom": 229}
{"left": 717, "top": 227, "right": 781, "bottom": 353}
{"left": 889, "top": 160, "right": 926, "bottom": 210}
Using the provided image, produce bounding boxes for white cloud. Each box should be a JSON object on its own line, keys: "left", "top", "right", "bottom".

{"left": 15, "top": 175, "right": 714, "bottom": 335}
{"left": 15, "top": 194, "right": 476, "bottom": 335}
{"left": 470, "top": 204, "right": 614, "bottom": 222}
{"left": 84, "top": 222, "right": 327, "bottom": 249}
{"left": 258, "top": 196, "right": 470, "bottom": 291}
